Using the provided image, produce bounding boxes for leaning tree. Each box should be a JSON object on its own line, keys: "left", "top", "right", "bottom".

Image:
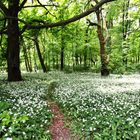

{"left": 0, "top": 0, "right": 115, "bottom": 81}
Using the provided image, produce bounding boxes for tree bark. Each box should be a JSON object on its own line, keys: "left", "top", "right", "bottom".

{"left": 23, "top": 45, "right": 29, "bottom": 72}
{"left": 7, "top": 0, "right": 22, "bottom": 81}
{"left": 60, "top": 44, "right": 64, "bottom": 70}
{"left": 96, "top": 9, "right": 109, "bottom": 76}
{"left": 84, "top": 27, "right": 89, "bottom": 68}
{"left": 34, "top": 37, "right": 47, "bottom": 72}
{"left": 75, "top": 50, "right": 79, "bottom": 66}
{"left": 60, "top": 29, "right": 65, "bottom": 71}
{"left": 122, "top": 0, "right": 130, "bottom": 70}
{"left": 23, "top": 43, "right": 32, "bottom": 72}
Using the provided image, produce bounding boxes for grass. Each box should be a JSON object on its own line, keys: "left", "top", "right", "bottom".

{"left": 0, "top": 72, "right": 140, "bottom": 140}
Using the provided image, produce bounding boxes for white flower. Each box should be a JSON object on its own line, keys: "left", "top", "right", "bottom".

{"left": 138, "top": 112, "right": 140, "bottom": 117}
{"left": 89, "top": 127, "right": 93, "bottom": 131}
{"left": 23, "top": 132, "right": 26, "bottom": 135}
{"left": 2, "top": 126, "right": 5, "bottom": 130}
{"left": 6, "top": 138, "right": 12, "bottom": 140}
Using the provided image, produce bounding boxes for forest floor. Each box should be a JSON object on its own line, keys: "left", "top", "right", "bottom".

{"left": 0, "top": 72, "right": 140, "bottom": 139}
{"left": 47, "top": 72, "right": 140, "bottom": 139}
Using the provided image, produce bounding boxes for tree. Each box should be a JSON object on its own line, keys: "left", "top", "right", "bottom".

{"left": 95, "top": 8, "right": 109, "bottom": 76}
{"left": 87, "top": 0, "right": 109, "bottom": 76}
{"left": 0, "top": 0, "right": 116, "bottom": 81}
{"left": 34, "top": 35, "right": 47, "bottom": 72}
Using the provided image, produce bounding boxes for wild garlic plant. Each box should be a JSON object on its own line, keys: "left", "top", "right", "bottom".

{"left": 0, "top": 73, "right": 52, "bottom": 140}
{"left": 52, "top": 72, "right": 140, "bottom": 139}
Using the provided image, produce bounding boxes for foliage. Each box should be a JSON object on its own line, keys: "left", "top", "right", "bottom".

{"left": 24, "top": 0, "right": 140, "bottom": 74}
{"left": 0, "top": 0, "right": 140, "bottom": 80}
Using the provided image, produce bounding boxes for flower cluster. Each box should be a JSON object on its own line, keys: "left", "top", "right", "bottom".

{"left": 52, "top": 72, "right": 140, "bottom": 139}
{"left": 0, "top": 73, "right": 52, "bottom": 140}
{"left": 1, "top": 72, "right": 140, "bottom": 139}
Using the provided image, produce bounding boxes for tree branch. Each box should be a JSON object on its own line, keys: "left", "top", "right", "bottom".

{"left": 19, "top": 0, "right": 27, "bottom": 11}
{"left": 23, "top": 4, "right": 58, "bottom": 8}
{"left": 36, "top": 0, "right": 56, "bottom": 18}
{"left": 87, "top": 19, "right": 101, "bottom": 27}
{"left": 26, "top": 0, "right": 116, "bottom": 30}
{"left": 0, "top": 2, "right": 8, "bottom": 15}
{"left": 36, "top": 0, "right": 48, "bottom": 11}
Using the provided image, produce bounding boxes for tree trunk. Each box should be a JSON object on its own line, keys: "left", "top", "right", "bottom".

{"left": 28, "top": 47, "right": 33, "bottom": 72}
{"left": 72, "top": 46, "right": 75, "bottom": 68}
{"left": 79, "top": 54, "right": 82, "bottom": 65}
{"left": 60, "top": 46, "right": 64, "bottom": 70}
{"left": 96, "top": 9, "right": 109, "bottom": 76}
{"left": 56, "top": 53, "right": 59, "bottom": 69}
{"left": 52, "top": 50, "right": 55, "bottom": 69}
{"left": 48, "top": 51, "right": 51, "bottom": 69}
{"left": 60, "top": 34, "right": 65, "bottom": 70}
{"left": 84, "top": 27, "right": 89, "bottom": 68}
{"left": 23, "top": 46, "right": 29, "bottom": 72}
{"left": 34, "top": 37, "right": 47, "bottom": 72}
{"left": 21, "top": 37, "right": 32, "bottom": 72}
{"left": 7, "top": 0, "right": 22, "bottom": 81}
{"left": 23, "top": 44, "right": 32, "bottom": 72}
{"left": 75, "top": 52, "right": 78, "bottom": 66}
{"left": 33, "top": 46, "right": 38, "bottom": 72}
{"left": 122, "top": 0, "right": 130, "bottom": 69}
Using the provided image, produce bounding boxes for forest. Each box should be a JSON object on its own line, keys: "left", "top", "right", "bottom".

{"left": 0, "top": 0, "right": 140, "bottom": 140}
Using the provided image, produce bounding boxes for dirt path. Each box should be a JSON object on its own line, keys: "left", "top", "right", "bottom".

{"left": 49, "top": 102, "right": 71, "bottom": 140}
